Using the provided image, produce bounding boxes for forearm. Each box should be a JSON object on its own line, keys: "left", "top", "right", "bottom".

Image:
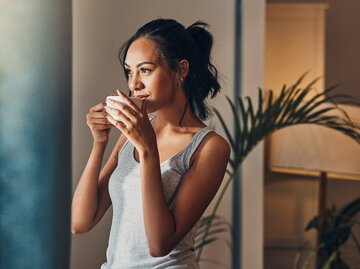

{"left": 139, "top": 149, "right": 176, "bottom": 256}
{"left": 71, "top": 142, "right": 107, "bottom": 232}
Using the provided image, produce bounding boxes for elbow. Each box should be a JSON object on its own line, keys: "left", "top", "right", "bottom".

{"left": 71, "top": 222, "right": 91, "bottom": 235}
{"left": 71, "top": 227, "right": 85, "bottom": 235}
{"left": 149, "top": 248, "right": 171, "bottom": 258}
{"left": 148, "top": 243, "right": 173, "bottom": 257}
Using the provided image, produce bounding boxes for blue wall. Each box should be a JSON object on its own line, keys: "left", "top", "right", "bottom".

{"left": 0, "top": 1, "right": 72, "bottom": 268}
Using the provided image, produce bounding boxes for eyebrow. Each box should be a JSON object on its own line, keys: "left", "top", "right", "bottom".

{"left": 124, "top": 61, "right": 157, "bottom": 68}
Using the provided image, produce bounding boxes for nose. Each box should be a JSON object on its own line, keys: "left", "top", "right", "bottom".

{"left": 128, "top": 72, "right": 144, "bottom": 94}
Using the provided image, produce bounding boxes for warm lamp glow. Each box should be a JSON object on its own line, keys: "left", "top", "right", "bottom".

{"left": 269, "top": 104, "right": 360, "bottom": 180}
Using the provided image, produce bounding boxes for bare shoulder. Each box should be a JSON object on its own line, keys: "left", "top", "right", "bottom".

{"left": 210, "top": 132, "right": 230, "bottom": 149}
{"left": 191, "top": 131, "right": 231, "bottom": 165}
{"left": 203, "top": 131, "right": 230, "bottom": 154}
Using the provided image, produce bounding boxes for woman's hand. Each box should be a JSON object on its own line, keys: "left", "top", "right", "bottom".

{"left": 86, "top": 102, "right": 113, "bottom": 144}
{"left": 106, "top": 90, "right": 157, "bottom": 155}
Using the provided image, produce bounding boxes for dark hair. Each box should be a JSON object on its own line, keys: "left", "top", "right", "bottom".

{"left": 118, "top": 18, "right": 221, "bottom": 121}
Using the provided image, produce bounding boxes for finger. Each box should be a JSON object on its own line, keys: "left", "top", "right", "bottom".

{"left": 117, "top": 90, "right": 141, "bottom": 114}
{"left": 87, "top": 118, "right": 111, "bottom": 125}
{"left": 105, "top": 104, "right": 137, "bottom": 122}
{"left": 106, "top": 107, "right": 132, "bottom": 126}
{"left": 90, "top": 102, "right": 106, "bottom": 112}
{"left": 88, "top": 111, "right": 109, "bottom": 119}
{"left": 116, "top": 89, "right": 127, "bottom": 97}
{"left": 107, "top": 99, "right": 130, "bottom": 112}
{"left": 97, "top": 123, "right": 114, "bottom": 128}
{"left": 107, "top": 115, "right": 126, "bottom": 132}
{"left": 90, "top": 124, "right": 113, "bottom": 131}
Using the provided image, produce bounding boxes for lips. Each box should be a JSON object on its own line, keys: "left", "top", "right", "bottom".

{"left": 135, "top": 95, "right": 149, "bottom": 100}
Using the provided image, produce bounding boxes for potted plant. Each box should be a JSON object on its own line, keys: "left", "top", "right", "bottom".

{"left": 193, "top": 74, "right": 360, "bottom": 268}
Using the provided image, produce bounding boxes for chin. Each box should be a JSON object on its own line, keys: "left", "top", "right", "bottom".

{"left": 144, "top": 101, "right": 159, "bottom": 114}
{"left": 144, "top": 104, "right": 155, "bottom": 114}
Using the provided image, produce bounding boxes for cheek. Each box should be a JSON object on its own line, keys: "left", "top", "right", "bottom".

{"left": 145, "top": 72, "right": 177, "bottom": 108}
{"left": 148, "top": 76, "right": 173, "bottom": 98}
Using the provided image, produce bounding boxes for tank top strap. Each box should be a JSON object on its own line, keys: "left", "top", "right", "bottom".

{"left": 182, "top": 127, "right": 214, "bottom": 170}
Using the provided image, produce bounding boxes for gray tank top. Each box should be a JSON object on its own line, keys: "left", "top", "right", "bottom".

{"left": 101, "top": 126, "right": 213, "bottom": 269}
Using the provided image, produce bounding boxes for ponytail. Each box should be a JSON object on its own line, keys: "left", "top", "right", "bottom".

{"left": 185, "top": 22, "right": 220, "bottom": 120}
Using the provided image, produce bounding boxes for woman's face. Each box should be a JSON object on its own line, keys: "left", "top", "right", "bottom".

{"left": 124, "top": 37, "right": 178, "bottom": 113}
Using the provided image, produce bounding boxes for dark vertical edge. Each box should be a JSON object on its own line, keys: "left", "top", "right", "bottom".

{"left": 54, "top": 1, "right": 72, "bottom": 268}
{"left": 232, "top": 0, "right": 242, "bottom": 269}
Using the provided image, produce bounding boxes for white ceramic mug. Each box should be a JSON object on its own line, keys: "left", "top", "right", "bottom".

{"left": 105, "top": 96, "right": 143, "bottom": 121}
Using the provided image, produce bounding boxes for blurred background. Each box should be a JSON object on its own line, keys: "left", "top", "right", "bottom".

{"left": 1, "top": 0, "right": 359, "bottom": 269}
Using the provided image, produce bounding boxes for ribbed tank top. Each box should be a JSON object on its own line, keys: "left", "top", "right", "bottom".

{"left": 101, "top": 126, "right": 213, "bottom": 269}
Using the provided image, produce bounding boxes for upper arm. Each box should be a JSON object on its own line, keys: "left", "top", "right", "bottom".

{"left": 89, "top": 134, "right": 128, "bottom": 229}
{"left": 169, "top": 133, "right": 231, "bottom": 246}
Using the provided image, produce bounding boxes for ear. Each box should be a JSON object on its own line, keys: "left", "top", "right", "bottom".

{"left": 179, "top": 59, "right": 190, "bottom": 79}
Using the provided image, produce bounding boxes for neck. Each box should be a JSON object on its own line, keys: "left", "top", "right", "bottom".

{"left": 153, "top": 100, "right": 202, "bottom": 134}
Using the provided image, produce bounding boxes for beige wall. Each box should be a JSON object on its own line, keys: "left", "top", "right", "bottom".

{"left": 71, "top": 1, "right": 235, "bottom": 268}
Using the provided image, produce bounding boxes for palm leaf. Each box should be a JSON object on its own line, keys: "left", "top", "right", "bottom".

{"left": 197, "top": 215, "right": 232, "bottom": 232}
{"left": 195, "top": 214, "right": 233, "bottom": 249}
{"left": 229, "top": 79, "right": 359, "bottom": 166}
{"left": 321, "top": 251, "right": 338, "bottom": 269}
{"left": 195, "top": 228, "right": 228, "bottom": 240}
{"left": 301, "top": 244, "right": 325, "bottom": 269}
{"left": 195, "top": 75, "right": 360, "bottom": 263}
{"left": 191, "top": 237, "right": 232, "bottom": 252}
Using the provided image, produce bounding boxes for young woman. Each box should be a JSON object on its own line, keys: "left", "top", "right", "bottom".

{"left": 71, "top": 18, "right": 230, "bottom": 268}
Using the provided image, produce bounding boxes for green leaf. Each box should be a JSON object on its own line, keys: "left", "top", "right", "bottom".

{"left": 300, "top": 107, "right": 337, "bottom": 122}
{"left": 301, "top": 244, "right": 324, "bottom": 269}
{"left": 320, "top": 226, "right": 351, "bottom": 247}
{"left": 195, "top": 228, "right": 229, "bottom": 242}
{"left": 192, "top": 237, "right": 232, "bottom": 251}
{"left": 321, "top": 251, "right": 338, "bottom": 269}
{"left": 305, "top": 216, "right": 320, "bottom": 231}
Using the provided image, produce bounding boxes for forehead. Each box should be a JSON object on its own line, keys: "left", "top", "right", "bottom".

{"left": 125, "top": 37, "right": 159, "bottom": 65}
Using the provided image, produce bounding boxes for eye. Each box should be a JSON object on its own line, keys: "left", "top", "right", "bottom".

{"left": 125, "top": 68, "right": 133, "bottom": 76}
{"left": 140, "top": 67, "right": 151, "bottom": 74}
